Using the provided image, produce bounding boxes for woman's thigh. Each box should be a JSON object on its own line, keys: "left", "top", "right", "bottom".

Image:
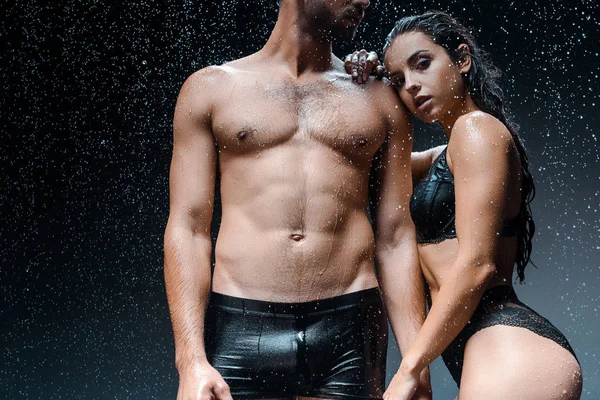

{"left": 458, "top": 325, "right": 582, "bottom": 400}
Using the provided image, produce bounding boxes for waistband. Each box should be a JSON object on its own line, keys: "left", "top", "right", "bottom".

{"left": 208, "top": 287, "right": 381, "bottom": 316}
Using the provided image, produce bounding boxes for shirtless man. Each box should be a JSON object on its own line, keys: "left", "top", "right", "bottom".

{"left": 164, "top": 1, "right": 429, "bottom": 399}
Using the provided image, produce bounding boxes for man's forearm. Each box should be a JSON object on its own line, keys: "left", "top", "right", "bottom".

{"left": 164, "top": 221, "right": 213, "bottom": 371}
{"left": 375, "top": 238, "right": 426, "bottom": 355}
{"left": 377, "top": 239, "right": 432, "bottom": 398}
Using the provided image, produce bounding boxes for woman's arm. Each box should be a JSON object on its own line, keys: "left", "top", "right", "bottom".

{"left": 411, "top": 145, "right": 446, "bottom": 186}
{"left": 384, "top": 112, "right": 517, "bottom": 399}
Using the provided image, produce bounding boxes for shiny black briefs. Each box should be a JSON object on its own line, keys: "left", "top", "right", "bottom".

{"left": 410, "top": 148, "right": 520, "bottom": 244}
{"left": 205, "top": 288, "right": 388, "bottom": 399}
{"left": 441, "top": 285, "right": 578, "bottom": 386}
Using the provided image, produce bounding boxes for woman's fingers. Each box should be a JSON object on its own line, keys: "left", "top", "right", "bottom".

{"left": 344, "top": 50, "right": 384, "bottom": 83}
{"left": 344, "top": 53, "right": 354, "bottom": 75}
{"left": 357, "top": 49, "right": 368, "bottom": 83}
{"left": 376, "top": 64, "right": 386, "bottom": 79}
{"left": 363, "top": 51, "right": 378, "bottom": 82}
{"left": 351, "top": 51, "right": 360, "bottom": 80}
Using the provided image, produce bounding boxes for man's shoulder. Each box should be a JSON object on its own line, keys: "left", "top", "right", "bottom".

{"left": 222, "top": 53, "right": 260, "bottom": 71}
{"left": 185, "top": 54, "right": 265, "bottom": 89}
{"left": 366, "top": 77, "right": 397, "bottom": 97}
{"left": 175, "top": 65, "right": 238, "bottom": 115}
{"left": 178, "top": 63, "right": 249, "bottom": 107}
{"left": 364, "top": 77, "right": 408, "bottom": 119}
{"left": 183, "top": 64, "right": 236, "bottom": 90}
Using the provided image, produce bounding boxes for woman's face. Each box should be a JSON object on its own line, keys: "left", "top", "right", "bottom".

{"left": 384, "top": 31, "right": 469, "bottom": 123}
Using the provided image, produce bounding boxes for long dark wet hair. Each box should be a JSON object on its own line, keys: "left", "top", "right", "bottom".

{"left": 384, "top": 11, "right": 536, "bottom": 282}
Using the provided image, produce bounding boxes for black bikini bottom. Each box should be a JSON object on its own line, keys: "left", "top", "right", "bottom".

{"left": 441, "top": 285, "right": 578, "bottom": 386}
{"left": 205, "top": 288, "right": 388, "bottom": 399}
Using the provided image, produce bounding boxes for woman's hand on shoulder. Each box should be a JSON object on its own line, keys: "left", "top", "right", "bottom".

{"left": 344, "top": 49, "right": 386, "bottom": 84}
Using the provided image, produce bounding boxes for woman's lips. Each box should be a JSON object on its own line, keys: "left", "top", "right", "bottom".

{"left": 416, "top": 97, "right": 432, "bottom": 113}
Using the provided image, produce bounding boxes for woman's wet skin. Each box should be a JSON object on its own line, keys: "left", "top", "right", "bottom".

{"left": 383, "top": 32, "right": 521, "bottom": 297}
{"left": 378, "top": 30, "right": 581, "bottom": 399}
{"left": 384, "top": 32, "right": 476, "bottom": 128}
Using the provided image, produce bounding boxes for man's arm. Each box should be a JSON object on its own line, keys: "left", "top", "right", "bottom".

{"left": 369, "top": 84, "right": 430, "bottom": 400}
{"left": 164, "top": 67, "right": 232, "bottom": 400}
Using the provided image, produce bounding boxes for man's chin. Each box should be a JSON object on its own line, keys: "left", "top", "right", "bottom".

{"left": 331, "top": 27, "right": 357, "bottom": 43}
{"left": 314, "top": 22, "right": 357, "bottom": 43}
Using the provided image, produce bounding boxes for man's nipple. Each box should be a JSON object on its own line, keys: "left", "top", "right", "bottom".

{"left": 238, "top": 131, "right": 248, "bottom": 141}
{"left": 290, "top": 233, "right": 305, "bottom": 242}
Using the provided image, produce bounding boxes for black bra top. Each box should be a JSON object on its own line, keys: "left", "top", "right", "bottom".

{"left": 409, "top": 147, "right": 521, "bottom": 244}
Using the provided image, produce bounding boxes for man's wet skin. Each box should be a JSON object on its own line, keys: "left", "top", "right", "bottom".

{"left": 196, "top": 57, "right": 401, "bottom": 302}
{"left": 166, "top": 2, "right": 429, "bottom": 399}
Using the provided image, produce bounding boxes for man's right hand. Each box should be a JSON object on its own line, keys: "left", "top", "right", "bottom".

{"left": 177, "top": 361, "right": 233, "bottom": 400}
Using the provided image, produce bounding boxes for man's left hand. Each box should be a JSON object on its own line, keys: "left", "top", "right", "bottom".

{"left": 384, "top": 365, "right": 432, "bottom": 400}
{"left": 412, "top": 368, "right": 432, "bottom": 400}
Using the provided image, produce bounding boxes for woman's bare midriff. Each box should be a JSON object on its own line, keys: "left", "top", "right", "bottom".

{"left": 419, "top": 237, "right": 518, "bottom": 304}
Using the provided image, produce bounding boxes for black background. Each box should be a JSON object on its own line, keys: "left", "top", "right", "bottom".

{"left": 2, "top": 0, "right": 599, "bottom": 398}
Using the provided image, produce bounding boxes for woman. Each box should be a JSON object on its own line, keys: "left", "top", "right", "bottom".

{"left": 349, "top": 11, "right": 582, "bottom": 399}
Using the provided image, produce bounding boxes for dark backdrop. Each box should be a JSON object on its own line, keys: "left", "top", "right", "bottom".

{"left": 2, "top": 0, "right": 598, "bottom": 398}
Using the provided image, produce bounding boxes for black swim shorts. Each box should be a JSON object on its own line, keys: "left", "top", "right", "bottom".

{"left": 204, "top": 288, "right": 388, "bottom": 399}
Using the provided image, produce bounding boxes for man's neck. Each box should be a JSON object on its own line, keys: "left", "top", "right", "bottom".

{"left": 261, "top": 3, "right": 335, "bottom": 78}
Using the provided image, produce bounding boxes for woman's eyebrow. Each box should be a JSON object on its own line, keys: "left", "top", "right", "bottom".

{"left": 387, "top": 50, "right": 429, "bottom": 79}
{"left": 407, "top": 49, "right": 428, "bottom": 65}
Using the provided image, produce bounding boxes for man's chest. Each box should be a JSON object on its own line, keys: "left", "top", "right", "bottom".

{"left": 211, "top": 78, "right": 388, "bottom": 156}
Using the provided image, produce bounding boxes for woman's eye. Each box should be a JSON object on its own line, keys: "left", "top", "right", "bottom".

{"left": 394, "top": 77, "right": 405, "bottom": 87}
{"left": 416, "top": 59, "right": 431, "bottom": 70}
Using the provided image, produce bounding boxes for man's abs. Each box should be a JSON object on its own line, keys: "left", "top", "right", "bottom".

{"left": 213, "top": 217, "right": 377, "bottom": 302}
{"left": 212, "top": 147, "right": 378, "bottom": 302}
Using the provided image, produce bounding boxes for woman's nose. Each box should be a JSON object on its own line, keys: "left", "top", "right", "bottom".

{"left": 405, "top": 75, "right": 421, "bottom": 94}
